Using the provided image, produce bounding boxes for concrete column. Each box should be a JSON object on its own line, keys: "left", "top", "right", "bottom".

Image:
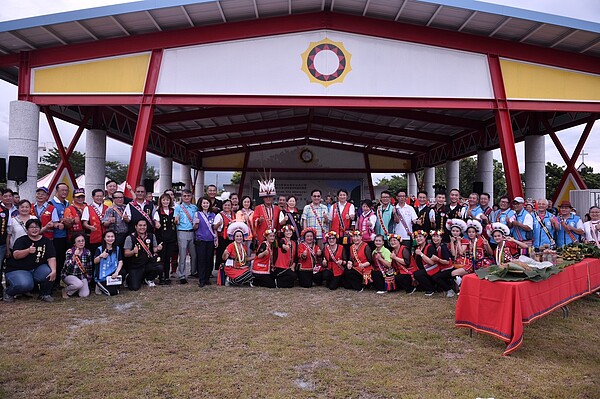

{"left": 180, "top": 164, "right": 192, "bottom": 190}
{"left": 476, "top": 150, "right": 494, "bottom": 202}
{"left": 8, "top": 101, "right": 40, "bottom": 201}
{"left": 446, "top": 160, "right": 460, "bottom": 197}
{"left": 159, "top": 157, "right": 173, "bottom": 194}
{"left": 407, "top": 173, "right": 418, "bottom": 197}
{"left": 525, "top": 135, "right": 546, "bottom": 201}
{"left": 84, "top": 129, "right": 106, "bottom": 203}
{"left": 423, "top": 167, "right": 435, "bottom": 202}
{"left": 194, "top": 169, "right": 205, "bottom": 201}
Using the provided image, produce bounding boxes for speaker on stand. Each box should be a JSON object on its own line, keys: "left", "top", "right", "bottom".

{"left": 0, "top": 158, "right": 6, "bottom": 184}
{"left": 8, "top": 156, "right": 28, "bottom": 186}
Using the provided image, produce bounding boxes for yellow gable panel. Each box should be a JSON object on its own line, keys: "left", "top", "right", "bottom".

{"left": 368, "top": 154, "right": 410, "bottom": 171}
{"left": 500, "top": 59, "right": 600, "bottom": 102}
{"left": 32, "top": 53, "right": 150, "bottom": 94}
{"left": 202, "top": 153, "right": 245, "bottom": 169}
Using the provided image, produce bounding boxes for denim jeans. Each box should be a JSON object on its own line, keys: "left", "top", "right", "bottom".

{"left": 5, "top": 264, "right": 53, "bottom": 296}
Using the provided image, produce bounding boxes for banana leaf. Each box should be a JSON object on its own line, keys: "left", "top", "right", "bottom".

{"left": 475, "top": 264, "right": 563, "bottom": 282}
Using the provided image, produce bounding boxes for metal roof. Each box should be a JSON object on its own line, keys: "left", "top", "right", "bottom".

{"left": 1, "top": 0, "right": 599, "bottom": 59}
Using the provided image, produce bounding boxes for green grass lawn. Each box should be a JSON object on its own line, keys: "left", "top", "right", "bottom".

{"left": 1, "top": 283, "right": 598, "bottom": 399}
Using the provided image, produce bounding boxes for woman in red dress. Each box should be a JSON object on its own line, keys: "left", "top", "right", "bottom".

{"left": 344, "top": 230, "right": 373, "bottom": 291}
{"left": 273, "top": 225, "right": 297, "bottom": 288}
{"left": 490, "top": 222, "right": 528, "bottom": 264}
{"left": 320, "top": 231, "right": 346, "bottom": 290}
{"left": 222, "top": 221, "right": 254, "bottom": 286}
{"left": 297, "top": 227, "right": 322, "bottom": 288}
{"left": 389, "top": 234, "right": 417, "bottom": 293}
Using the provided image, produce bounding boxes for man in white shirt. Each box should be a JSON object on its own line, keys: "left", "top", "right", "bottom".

{"left": 394, "top": 191, "right": 418, "bottom": 247}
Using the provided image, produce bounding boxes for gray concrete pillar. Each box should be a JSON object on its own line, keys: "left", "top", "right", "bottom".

{"left": 195, "top": 169, "right": 205, "bottom": 201}
{"left": 446, "top": 160, "right": 460, "bottom": 197}
{"left": 8, "top": 100, "right": 40, "bottom": 201}
{"left": 159, "top": 157, "right": 173, "bottom": 194}
{"left": 85, "top": 129, "right": 107, "bottom": 203}
{"left": 525, "top": 135, "right": 546, "bottom": 201}
{"left": 407, "top": 173, "right": 417, "bottom": 197}
{"left": 423, "top": 167, "right": 435, "bottom": 202}
{"left": 477, "top": 150, "right": 494, "bottom": 202}
{"left": 180, "top": 164, "right": 192, "bottom": 190}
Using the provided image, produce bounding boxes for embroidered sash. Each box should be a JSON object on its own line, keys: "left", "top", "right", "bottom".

{"left": 135, "top": 235, "right": 153, "bottom": 257}
{"left": 534, "top": 211, "right": 556, "bottom": 247}
{"left": 310, "top": 204, "right": 325, "bottom": 235}
{"left": 132, "top": 201, "right": 153, "bottom": 226}
{"left": 376, "top": 206, "right": 389, "bottom": 236}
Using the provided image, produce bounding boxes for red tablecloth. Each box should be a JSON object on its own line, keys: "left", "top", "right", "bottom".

{"left": 455, "top": 258, "right": 600, "bottom": 355}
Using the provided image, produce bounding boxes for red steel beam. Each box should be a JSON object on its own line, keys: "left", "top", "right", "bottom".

{"left": 17, "top": 52, "right": 31, "bottom": 101}
{"left": 238, "top": 148, "right": 250, "bottom": 198}
{"left": 351, "top": 108, "right": 485, "bottom": 130}
{"left": 488, "top": 54, "right": 523, "bottom": 199}
{"left": 125, "top": 49, "right": 163, "bottom": 192}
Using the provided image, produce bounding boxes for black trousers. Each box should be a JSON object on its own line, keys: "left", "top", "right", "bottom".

{"left": 327, "top": 274, "right": 344, "bottom": 290}
{"left": 297, "top": 270, "right": 313, "bottom": 288}
{"left": 115, "top": 233, "right": 127, "bottom": 251}
{"left": 413, "top": 269, "right": 436, "bottom": 292}
{"left": 195, "top": 240, "right": 214, "bottom": 285}
{"left": 159, "top": 240, "right": 178, "bottom": 280}
{"left": 343, "top": 268, "right": 364, "bottom": 291}
{"left": 312, "top": 269, "right": 333, "bottom": 287}
{"left": 127, "top": 262, "right": 162, "bottom": 291}
{"left": 371, "top": 270, "right": 385, "bottom": 291}
{"left": 432, "top": 269, "right": 454, "bottom": 292}
{"left": 53, "top": 237, "right": 68, "bottom": 289}
{"left": 252, "top": 272, "right": 276, "bottom": 288}
{"left": 395, "top": 274, "right": 414, "bottom": 293}
{"left": 274, "top": 268, "right": 296, "bottom": 288}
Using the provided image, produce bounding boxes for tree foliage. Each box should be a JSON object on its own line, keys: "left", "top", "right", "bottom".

{"left": 580, "top": 166, "right": 600, "bottom": 190}
{"left": 105, "top": 161, "right": 128, "bottom": 183}
{"left": 545, "top": 162, "right": 565, "bottom": 199}
{"left": 376, "top": 174, "right": 407, "bottom": 195}
{"left": 38, "top": 148, "right": 85, "bottom": 179}
{"left": 230, "top": 171, "right": 242, "bottom": 185}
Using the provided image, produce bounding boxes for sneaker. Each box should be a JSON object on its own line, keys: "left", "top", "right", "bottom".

{"left": 145, "top": 279, "right": 156, "bottom": 288}
{"left": 40, "top": 295, "right": 54, "bottom": 303}
{"left": 376, "top": 290, "right": 386, "bottom": 294}
{"left": 455, "top": 276, "right": 462, "bottom": 288}
{"left": 179, "top": 278, "right": 188, "bottom": 285}
{"left": 446, "top": 290, "right": 456, "bottom": 298}
{"left": 249, "top": 282, "right": 255, "bottom": 288}
{"left": 3, "top": 292, "right": 15, "bottom": 302}
{"left": 95, "top": 285, "right": 102, "bottom": 295}
{"left": 358, "top": 287, "right": 364, "bottom": 292}
{"left": 407, "top": 287, "right": 417, "bottom": 295}
{"left": 225, "top": 277, "right": 231, "bottom": 287}
{"left": 425, "top": 291, "right": 435, "bottom": 297}
{"left": 62, "top": 288, "right": 69, "bottom": 299}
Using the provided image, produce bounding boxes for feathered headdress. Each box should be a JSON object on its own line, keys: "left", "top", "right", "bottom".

{"left": 258, "top": 169, "right": 276, "bottom": 198}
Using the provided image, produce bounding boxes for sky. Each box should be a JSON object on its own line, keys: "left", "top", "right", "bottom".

{"left": 0, "top": 0, "right": 598, "bottom": 186}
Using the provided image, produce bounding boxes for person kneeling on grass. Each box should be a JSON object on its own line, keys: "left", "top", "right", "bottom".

{"left": 252, "top": 229, "right": 277, "bottom": 288}
{"left": 222, "top": 222, "right": 254, "bottom": 287}
{"left": 273, "top": 225, "right": 297, "bottom": 288}
{"left": 345, "top": 230, "right": 373, "bottom": 292}
{"left": 371, "top": 234, "right": 395, "bottom": 294}
{"left": 428, "top": 230, "right": 456, "bottom": 298}
{"left": 450, "top": 220, "right": 493, "bottom": 291}
{"left": 320, "top": 231, "right": 346, "bottom": 290}
{"left": 61, "top": 233, "right": 92, "bottom": 299}
{"left": 389, "top": 234, "right": 417, "bottom": 294}
{"left": 124, "top": 219, "right": 163, "bottom": 291}
{"left": 3, "top": 219, "right": 57, "bottom": 303}
{"left": 297, "top": 227, "right": 322, "bottom": 288}
{"left": 94, "top": 230, "right": 124, "bottom": 296}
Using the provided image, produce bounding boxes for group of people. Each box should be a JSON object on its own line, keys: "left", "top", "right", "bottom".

{"left": 1, "top": 178, "right": 599, "bottom": 303}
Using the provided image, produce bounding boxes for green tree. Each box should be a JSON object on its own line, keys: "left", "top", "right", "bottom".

{"left": 145, "top": 163, "right": 159, "bottom": 181}
{"left": 105, "top": 161, "right": 129, "bottom": 183}
{"left": 545, "top": 162, "right": 565, "bottom": 199}
{"left": 230, "top": 171, "right": 242, "bottom": 185}
{"left": 580, "top": 166, "right": 600, "bottom": 189}
{"left": 376, "top": 174, "right": 407, "bottom": 194}
{"left": 493, "top": 160, "right": 507, "bottom": 199}
{"left": 38, "top": 148, "right": 85, "bottom": 178}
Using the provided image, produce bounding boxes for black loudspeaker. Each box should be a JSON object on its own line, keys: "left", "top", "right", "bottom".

{"left": 473, "top": 181, "right": 484, "bottom": 195}
{"left": 8, "top": 156, "right": 28, "bottom": 184}
{"left": 143, "top": 178, "right": 155, "bottom": 194}
{"left": 0, "top": 158, "right": 6, "bottom": 183}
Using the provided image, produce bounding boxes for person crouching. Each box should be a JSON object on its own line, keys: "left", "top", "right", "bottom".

{"left": 123, "top": 219, "right": 163, "bottom": 290}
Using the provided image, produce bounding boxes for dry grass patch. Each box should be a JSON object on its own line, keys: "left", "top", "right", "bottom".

{"left": 0, "top": 284, "right": 599, "bottom": 399}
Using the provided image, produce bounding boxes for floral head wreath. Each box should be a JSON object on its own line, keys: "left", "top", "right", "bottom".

{"left": 349, "top": 230, "right": 362, "bottom": 236}
{"left": 429, "top": 229, "right": 445, "bottom": 237}
{"left": 388, "top": 234, "right": 402, "bottom": 241}
{"left": 300, "top": 227, "right": 317, "bottom": 238}
{"left": 280, "top": 225, "right": 294, "bottom": 233}
{"left": 263, "top": 229, "right": 276, "bottom": 238}
{"left": 413, "top": 230, "right": 428, "bottom": 237}
{"left": 325, "top": 231, "right": 338, "bottom": 239}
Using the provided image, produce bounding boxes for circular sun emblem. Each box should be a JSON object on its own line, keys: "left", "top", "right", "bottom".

{"left": 301, "top": 39, "right": 352, "bottom": 87}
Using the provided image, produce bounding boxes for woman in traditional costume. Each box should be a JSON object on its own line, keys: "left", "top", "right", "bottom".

{"left": 428, "top": 230, "right": 456, "bottom": 298}
{"left": 371, "top": 234, "right": 395, "bottom": 294}
{"left": 345, "top": 230, "right": 373, "bottom": 291}
{"left": 222, "top": 221, "right": 254, "bottom": 286}
{"left": 153, "top": 193, "right": 177, "bottom": 285}
{"left": 357, "top": 199, "right": 376, "bottom": 251}
{"left": 273, "top": 225, "right": 297, "bottom": 288}
{"left": 279, "top": 196, "right": 302, "bottom": 241}
{"left": 450, "top": 220, "right": 493, "bottom": 282}
{"left": 490, "top": 222, "right": 528, "bottom": 264}
{"left": 320, "top": 230, "right": 346, "bottom": 290}
{"left": 235, "top": 195, "right": 255, "bottom": 254}
{"left": 389, "top": 234, "right": 417, "bottom": 294}
{"left": 214, "top": 199, "right": 235, "bottom": 274}
{"left": 297, "top": 227, "right": 322, "bottom": 288}
{"left": 252, "top": 229, "right": 277, "bottom": 288}
{"left": 411, "top": 230, "right": 438, "bottom": 296}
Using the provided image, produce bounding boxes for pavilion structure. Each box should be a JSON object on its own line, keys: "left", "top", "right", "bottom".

{"left": 0, "top": 0, "right": 598, "bottom": 204}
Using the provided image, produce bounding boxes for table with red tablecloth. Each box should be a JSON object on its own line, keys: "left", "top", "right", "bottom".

{"left": 455, "top": 258, "right": 600, "bottom": 355}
